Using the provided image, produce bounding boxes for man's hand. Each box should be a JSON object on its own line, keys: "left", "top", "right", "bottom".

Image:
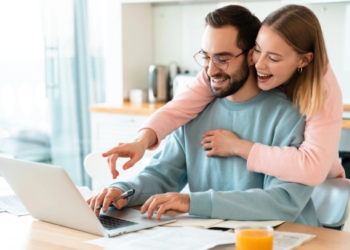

{"left": 103, "top": 142, "right": 147, "bottom": 179}
{"left": 140, "top": 193, "right": 190, "bottom": 220}
{"left": 87, "top": 188, "right": 127, "bottom": 216}
{"left": 201, "top": 129, "right": 239, "bottom": 157}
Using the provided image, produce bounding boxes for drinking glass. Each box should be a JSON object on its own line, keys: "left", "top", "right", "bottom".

{"left": 235, "top": 226, "right": 274, "bottom": 250}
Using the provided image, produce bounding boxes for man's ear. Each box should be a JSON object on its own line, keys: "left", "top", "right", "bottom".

{"left": 247, "top": 47, "right": 255, "bottom": 66}
{"left": 299, "top": 52, "right": 313, "bottom": 68}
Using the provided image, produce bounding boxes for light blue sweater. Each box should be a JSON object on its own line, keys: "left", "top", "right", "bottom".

{"left": 112, "top": 89, "right": 320, "bottom": 226}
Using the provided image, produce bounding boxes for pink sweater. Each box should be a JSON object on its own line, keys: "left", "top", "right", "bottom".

{"left": 141, "top": 64, "right": 345, "bottom": 186}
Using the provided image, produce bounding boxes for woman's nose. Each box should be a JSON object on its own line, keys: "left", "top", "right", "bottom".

{"left": 255, "top": 55, "right": 266, "bottom": 71}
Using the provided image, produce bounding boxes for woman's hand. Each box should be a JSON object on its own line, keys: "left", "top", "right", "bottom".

{"left": 103, "top": 129, "right": 158, "bottom": 179}
{"left": 201, "top": 129, "right": 254, "bottom": 159}
{"left": 201, "top": 129, "right": 239, "bottom": 157}
{"left": 103, "top": 142, "right": 148, "bottom": 179}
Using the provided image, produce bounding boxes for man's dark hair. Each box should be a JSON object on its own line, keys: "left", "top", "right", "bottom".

{"left": 205, "top": 5, "right": 261, "bottom": 52}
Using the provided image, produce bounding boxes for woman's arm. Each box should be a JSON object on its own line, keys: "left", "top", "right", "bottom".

{"left": 140, "top": 70, "right": 214, "bottom": 149}
{"left": 102, "top": 70, "right": 214, "bottom": 175}
{"left": 248, "top": 65, "right": 345, "bottom": 186}
{"left": 202, "top": 64, "right": 345, "bottom": 186}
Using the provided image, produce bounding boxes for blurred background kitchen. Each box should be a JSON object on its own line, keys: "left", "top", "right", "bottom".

{"left": 0, "top": 0, "right": 349, "bottom": 190}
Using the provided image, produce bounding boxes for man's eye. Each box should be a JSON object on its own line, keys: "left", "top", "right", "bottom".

{"left": 218, "top": 58, "right": 229, "bottom": 62}
{"left": 216, "top": 57, "right": 231, "bottom": 63}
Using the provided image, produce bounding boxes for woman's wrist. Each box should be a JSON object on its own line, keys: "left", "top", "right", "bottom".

{"left": 134, "top": 128, "right": 158, "bottom": 151}
{"left": 235, "top": 139, "right": 254, "bottom": 160}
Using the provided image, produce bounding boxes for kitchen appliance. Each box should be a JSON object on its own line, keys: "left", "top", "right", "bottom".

{"left": 148, "top": 65, "right": 169, "bottom": 102}
{"left": 172, "top": 74, "right": 197, "bottom": 97}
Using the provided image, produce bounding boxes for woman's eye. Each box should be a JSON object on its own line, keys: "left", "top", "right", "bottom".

{"left": 254, "top": 48, "right": 261, "bottom": 53}
{"left": 270, "top": 57, "right": 279, "bottom": 62}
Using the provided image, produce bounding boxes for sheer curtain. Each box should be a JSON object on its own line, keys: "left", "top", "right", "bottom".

{"left": 0, "top": 1, "right": 50, "bottom": 162}
{"left": 41, "top": 0, "right": 105, "bottom": 186}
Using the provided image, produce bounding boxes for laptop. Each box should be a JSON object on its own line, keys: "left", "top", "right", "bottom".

{"left": 0, "top": 157, "right": 176, "bottom": 237}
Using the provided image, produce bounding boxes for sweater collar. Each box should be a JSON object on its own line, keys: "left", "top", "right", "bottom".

{"left": 219, "top": 90, "right": 271, "bottom": 111}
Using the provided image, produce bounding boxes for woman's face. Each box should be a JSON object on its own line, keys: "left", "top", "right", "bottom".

{"left": 252, "top": 26, "right": 304, "bottom": 91}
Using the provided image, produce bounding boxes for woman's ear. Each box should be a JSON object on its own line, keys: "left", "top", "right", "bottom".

{"left": 247, "top": 47, "right": 255, "bottom": 66}
{"left": 299, "top": 52, "right": 314, "bottom": 68}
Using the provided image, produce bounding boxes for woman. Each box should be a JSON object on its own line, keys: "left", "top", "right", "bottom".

{"left": 104, "top": 4, "right": 345, "bottom": 185}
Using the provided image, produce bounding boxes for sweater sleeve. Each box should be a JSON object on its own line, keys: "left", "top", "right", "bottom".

{"left": 189, "top": 177, "right": 316, "bottom": 225}
{"left": 140, "top": 70, "right": 214, "bottom": 150}
{"left": 110, "top": 128, "right": 188, "bottom": 207}
{"left": 247, "top": 64, "right": 345, "bottom": 186}
{"left": 189, "top": 112, "right": 318, "bottom": 226}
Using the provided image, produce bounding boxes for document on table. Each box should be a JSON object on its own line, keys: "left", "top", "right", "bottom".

{"left": 215, "top": 231, "right": 316, "bottom": 250}
{"left": 164, "top": 213, "right": 285, "bottom": 229}
{"left": 76, "top": 186, "right": 95, "bottom": 200}
{"left": 0, "top": 194, "right": 29, "bottom": 216}
{"left": 0, "top": 185, "right": 93, "bottom": 216}
{"left": 273, "top": 231, "right": 316, "bottom": 250}
{"left": 86, "top": 226, "right": 236, "bottom": 250}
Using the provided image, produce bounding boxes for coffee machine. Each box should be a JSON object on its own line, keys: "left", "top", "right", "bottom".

{"left": 148, "top": 65, "right": 169, "bottom": 103}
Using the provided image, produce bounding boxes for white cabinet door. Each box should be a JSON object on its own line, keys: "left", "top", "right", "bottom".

{"left": 90, "top": 112, "right": 166, "bottom": 190}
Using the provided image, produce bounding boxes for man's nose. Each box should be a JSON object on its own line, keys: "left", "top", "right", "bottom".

{"left": 206, "top": 60, "right": 221, "bottom": 77}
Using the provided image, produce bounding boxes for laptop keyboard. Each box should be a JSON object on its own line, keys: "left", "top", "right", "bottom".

{"left": 98, "top": 215, "right": 138, "bottom": 230}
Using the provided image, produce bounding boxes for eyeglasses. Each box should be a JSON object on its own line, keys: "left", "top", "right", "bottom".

{"left": 193, "top": 49, "right": 249, "bottom": 71}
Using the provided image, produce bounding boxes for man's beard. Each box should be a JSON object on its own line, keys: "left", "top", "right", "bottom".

{"left": 207, "top": 59, "right": 250, "bottom": 98}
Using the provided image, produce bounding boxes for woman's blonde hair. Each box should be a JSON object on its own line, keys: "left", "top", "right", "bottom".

{"left": 262, "top": 5, "right": 328, "bottom": 118}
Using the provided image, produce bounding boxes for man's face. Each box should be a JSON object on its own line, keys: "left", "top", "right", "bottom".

{"left": 201, "top": 25, "right": 249, "bottom": 98}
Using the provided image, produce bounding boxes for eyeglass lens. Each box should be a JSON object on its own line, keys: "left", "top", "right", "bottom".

{"left": 194, "top": 53, "right": 229, "bottom": 70}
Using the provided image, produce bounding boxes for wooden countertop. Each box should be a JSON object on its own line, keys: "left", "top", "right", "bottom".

{"left": 343, "top": 120, "right": 350, "bottom": 129}
{"left": 89, "top": 101, "right": 167, "bottom": 116}
{"left": 89, "top": 102, "right": 350, "bottom": 129}
{"left": 343, "top": 105, "right": 350, "bottom": 129}
{"left": 1, "top": 213, "right": 350, "bottom": 250}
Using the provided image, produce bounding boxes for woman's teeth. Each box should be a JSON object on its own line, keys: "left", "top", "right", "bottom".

{"left": 257, "top": 73, "right": 272, "bottom": 79}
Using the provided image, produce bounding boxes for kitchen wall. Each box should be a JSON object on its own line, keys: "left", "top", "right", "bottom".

{"left": 121, "top": 1, "right": 350, "bottom": 102}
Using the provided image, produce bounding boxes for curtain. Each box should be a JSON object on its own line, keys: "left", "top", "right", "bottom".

{"left": 42, "top": 0, "right": 105, "bottom": 186}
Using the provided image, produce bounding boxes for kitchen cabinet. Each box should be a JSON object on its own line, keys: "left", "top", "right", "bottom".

{"left": 104, "top": 0, "right": 350, "bottom": 105}
{"left": 89, "top": 102, "right": 167, "bottom": 190}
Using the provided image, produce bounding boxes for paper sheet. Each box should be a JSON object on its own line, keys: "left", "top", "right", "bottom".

{"left": 210, "top": 231, "right": 316, "bottom": 250}
{"left": 163, "top": 213, "right": 285, "bottom": 229}
{"left": 76, "top": 186, "right": 95, "bottom": 200}
{"left": 0, "top": 194, "right": 29, "bottom": 216}
{"left": 0, "top": 177, "right": 14, "bottom": 196}
{"left": 0, "top": 183, "right": 93, "bottom": 216}
{"left": 163, "top": 213, "right": 223, "bottom": 228}
{"left": 86, "top": 226, "right": 235, "bottom": 250}
{"left": 273, "top": 231, "right": 316, "bottom": 250}
{"left": 215, "top": 220, "right": 285, "bottom": 229}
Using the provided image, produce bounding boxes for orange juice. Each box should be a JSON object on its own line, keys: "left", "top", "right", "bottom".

{"left": 236, "top": 228, "right": 273, "bottom": 250}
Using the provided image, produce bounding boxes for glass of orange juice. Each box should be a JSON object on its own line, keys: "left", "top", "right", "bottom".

{"left": 235, "top": 226, "right": 274, "bottom": 250}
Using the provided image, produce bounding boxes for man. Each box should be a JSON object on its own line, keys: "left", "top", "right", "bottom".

{"left": 88, "top": 5, "right": 319, "bottom": 227}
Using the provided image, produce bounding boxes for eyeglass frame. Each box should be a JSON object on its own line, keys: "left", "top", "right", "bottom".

{"left": 193, "top": 48, "right": 250, "bottom": 70}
